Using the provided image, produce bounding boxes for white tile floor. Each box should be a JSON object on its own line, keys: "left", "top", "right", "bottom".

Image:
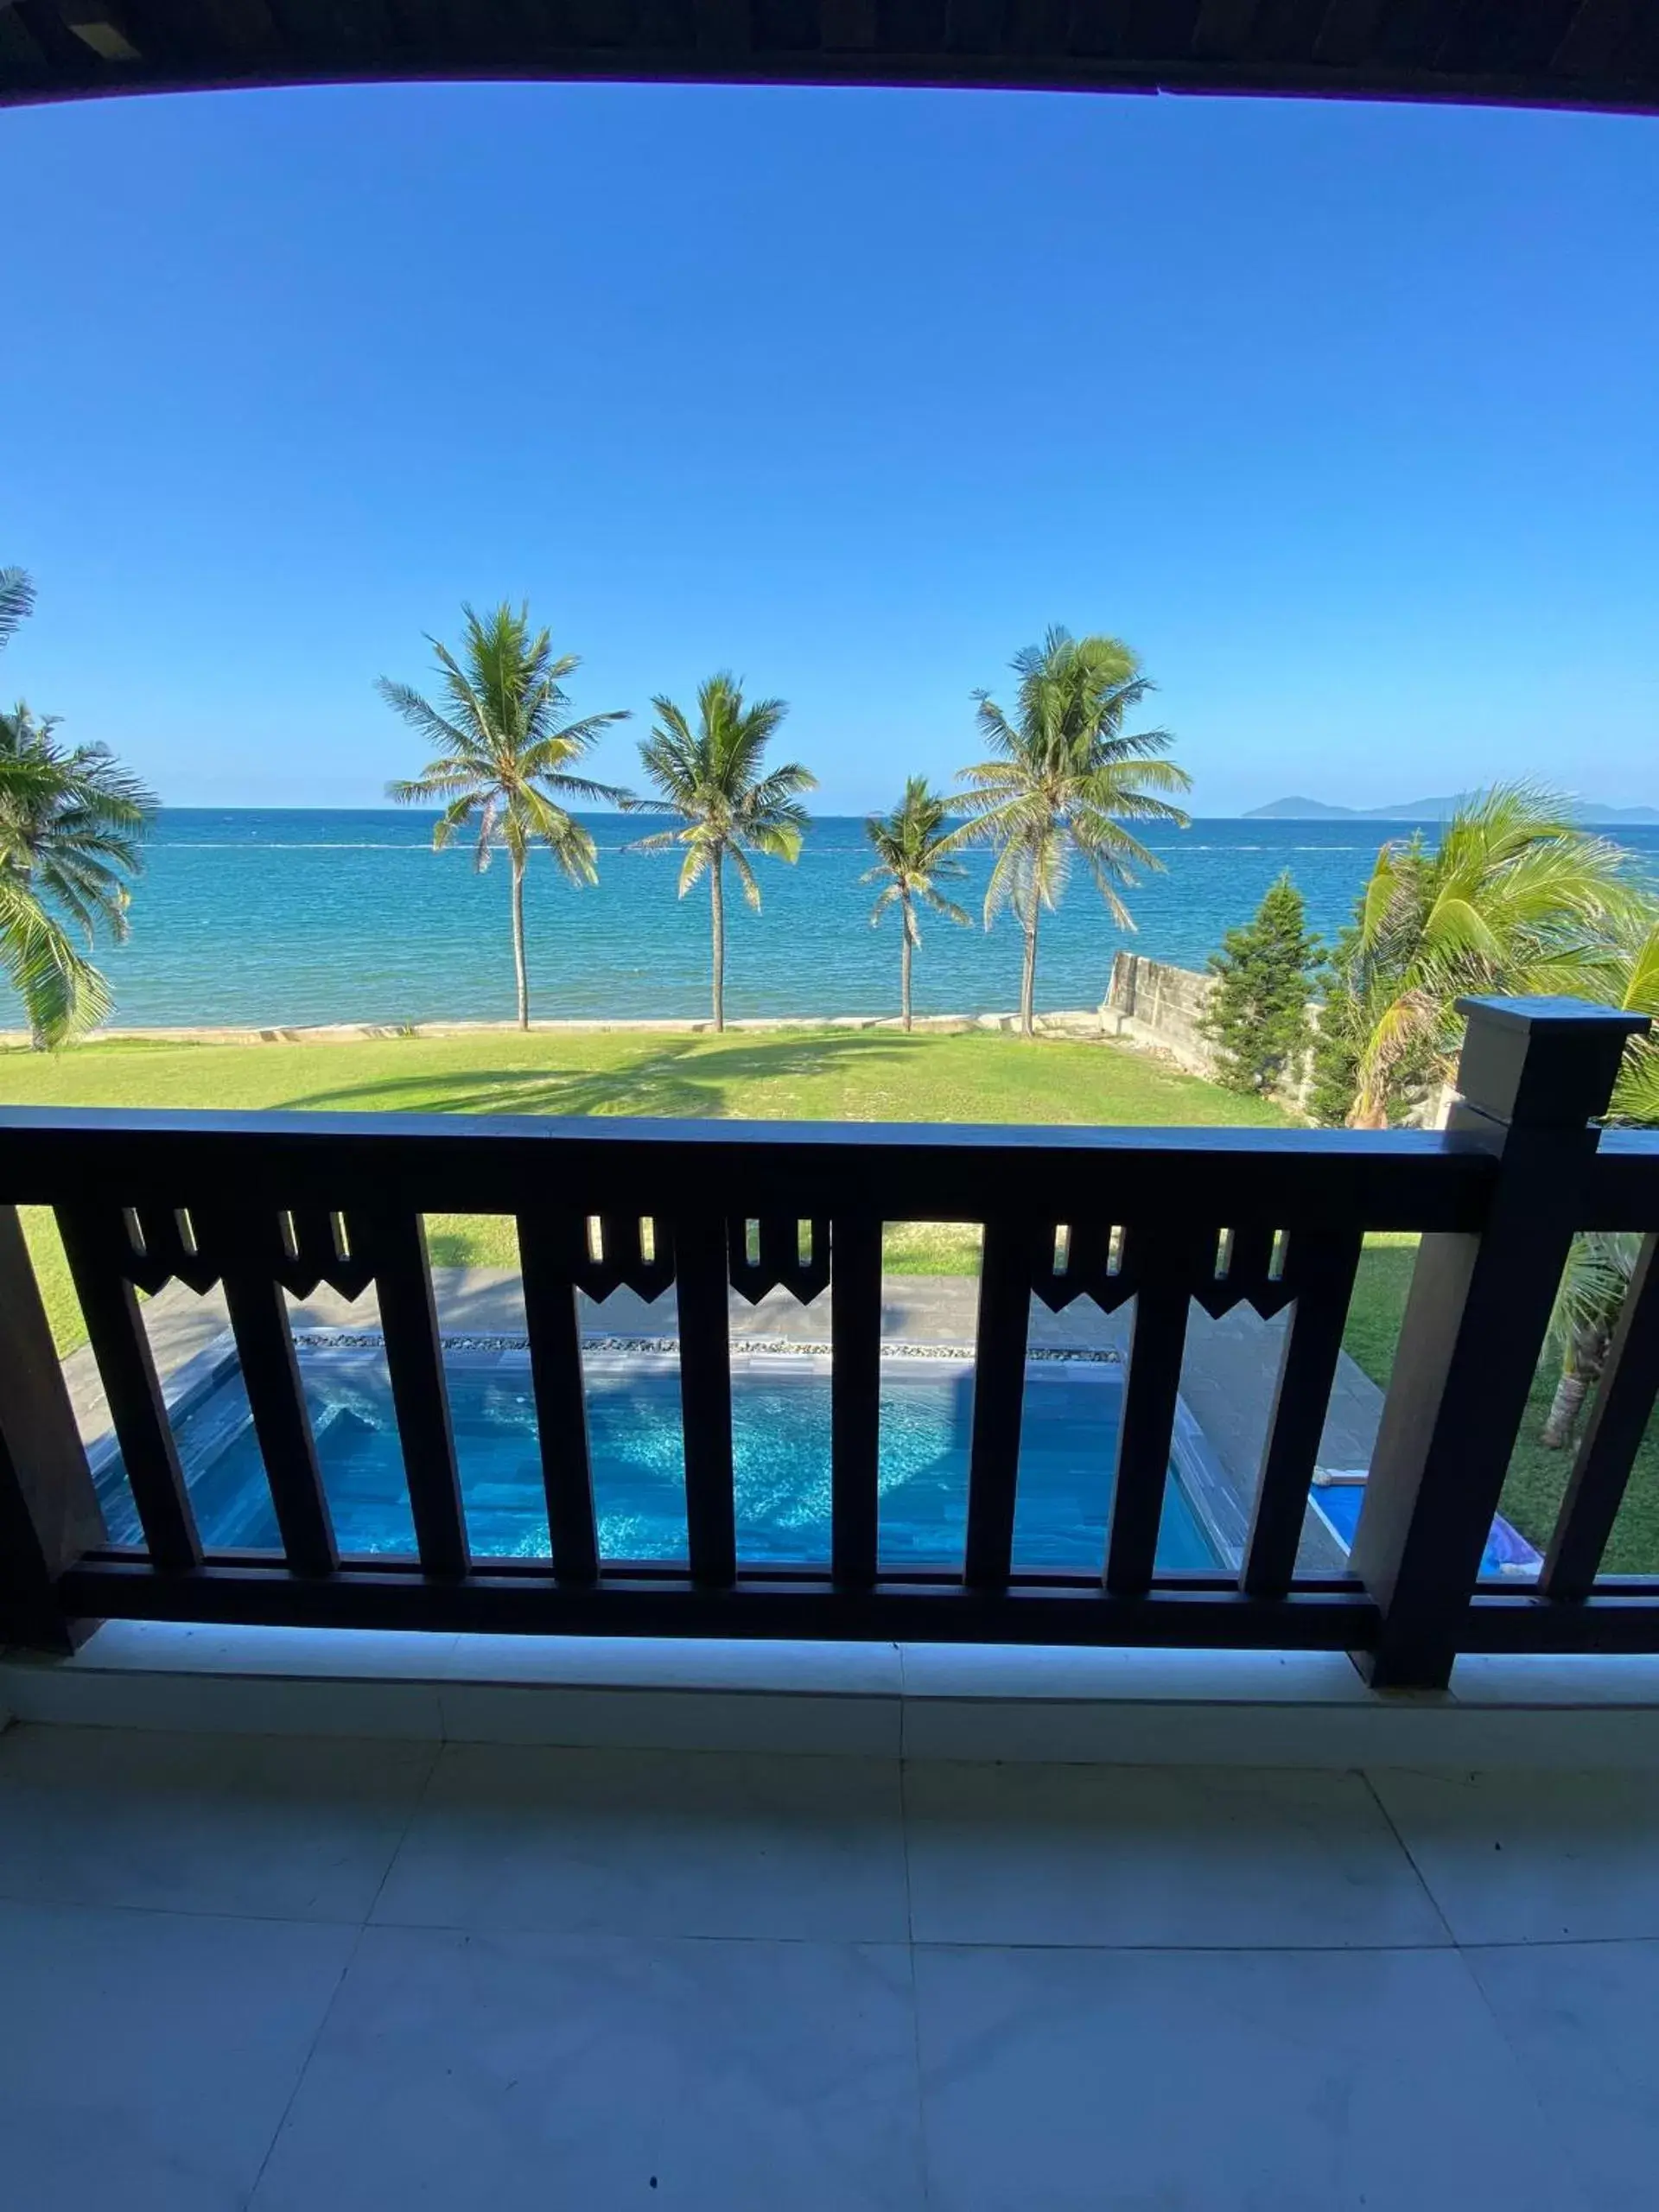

{"left": 3, "top": 1723, "right": 1657, "bottom": 2209}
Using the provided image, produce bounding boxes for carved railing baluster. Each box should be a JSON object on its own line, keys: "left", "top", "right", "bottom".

{"left": 728, "top": 1214, "right": 830, "bottom": 1306}
{"left": 964, "top": 1219, "right": 1034, "bottom": 1590}
{"left": 216, "top": 1249, "right": 337, "bottom": 1577}
{"left": 830, "top": 1215, "right": 881, "bottom": 1587}
{"left": 57, "top": 1205, "right": 200, "bottom": 1569}
{"left": 676, "top": 1211, "right": 735, "bottom": 1586}
{"left": 0, "top": 1205, "right": 104, "bottom": 1650}
{"left": 517, "top": 1209, "right": 601, "bottom": 1584}
{"left": 1105, "top": 1227, "right": 1210, "bottom": 1598}
{"left": 358, "top": 1207, "right": 467, "bottom": 1580}
{"left": 1242, "top": 1229, "right": 1364, "bottom": 1599}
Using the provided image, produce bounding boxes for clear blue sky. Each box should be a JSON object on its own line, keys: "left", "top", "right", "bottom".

{"left": 2, "top": 81, "right": 1655, "bottom": 815}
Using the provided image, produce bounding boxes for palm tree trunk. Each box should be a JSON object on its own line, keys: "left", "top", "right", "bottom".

{"left": 710, "top": 851, "right": 726, "bottom": 1033}
{"left": 1541, "top": 1323, "right": 1612, "bottom": 1448}
{"left": 510, "top": 855, "right": 529, "bottom": 1031}
{"left": 1020, "top": 893, "right": 1040, "bottom": 1040}
{"left": 1541, "top": 1370, "right": 1592, "bottom": 1450}
{"left": 17, "top": 861, "right": 48, "bottom": 1051}
{"left": 1348, "top": 1073, "right": 1389, "bottom": 1130}
{"left": 900, "top": 911, "right": 913, "bottom": 1033}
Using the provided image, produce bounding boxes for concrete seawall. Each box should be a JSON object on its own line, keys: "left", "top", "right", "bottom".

{"left": 1102, "top": 950, "right": 1454, "bottom": 1127}
{"left": 1101, "top": 952, "right": 1221, "bottom": 1080}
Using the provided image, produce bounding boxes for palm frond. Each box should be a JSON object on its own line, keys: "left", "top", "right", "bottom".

{"left": 982, "top": 834, "right": 1032, "bottom": 927}
{"left": 635, "top": 676, "right": 809, "bottom": 888}
{"left": 0, "top": 872, "right": 112, "bottom": 1044}
{"left": 0, "top": 702, "right": 154, "bottom": 1020}
{"left": 922, "top": 885, "right": 972, "bottom": 929}
{"left": 375, "top": 679, "right": 477, "bottom": 760}
{"left": 728, "top": 844, "right": 763, "bottom": 911}
{"left": 0, "top": 568, "right": 35, "bottom": 653}
{"left": 1549, "top": 1232, "right": 1641, "bottom": 1363}
{"left": 677, "top": 841, "right": 714, "bottom": 897}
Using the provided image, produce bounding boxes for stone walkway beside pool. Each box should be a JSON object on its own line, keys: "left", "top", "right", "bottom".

{"left": 62, "top": 1268, "right": 1377, "bottom": 1573}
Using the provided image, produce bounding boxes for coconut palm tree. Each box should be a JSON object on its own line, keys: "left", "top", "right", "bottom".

{"left": 0, "top": 703, "right": 156, "bottom": 1047}
{"left": 629, "top": 674, "right": 815, "bottom": 1031}
{"left": 862, "top": 777, "right": 970, "bottom": 1031}
{"left": 381, "top": 603, "right": 631, "bottom": 1030}
{"left": 1542, "top": 1231, "right": 1641, "bottom": 1450}
{"left": 956, "top": 627, "right": 1192, "bottom": 1039}
{"left": 0, "top": 567, "right": 156, "bottom": 1047}
{"left": 1345, "top": 785, "right": 1640, "bottom": 1127}
{"left": 1540, "top": 912, "right": 1659, "bottom": 1447}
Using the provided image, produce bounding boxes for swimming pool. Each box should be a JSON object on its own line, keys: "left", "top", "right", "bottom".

{"left": 94, "top": 1344, "right": 1222, "bottom": 1573}
{"left": 1308, "top": 1477, "right": 1541, "bottom": 1582}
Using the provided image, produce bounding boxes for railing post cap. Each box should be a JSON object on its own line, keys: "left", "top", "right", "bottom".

{"left": 1453, "top": 995, "right": 1649, "bottom": 1129}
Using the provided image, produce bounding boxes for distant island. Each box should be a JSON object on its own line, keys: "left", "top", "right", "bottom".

{"left": 1246, "top": 794, "right": 1659, "bottom": 825}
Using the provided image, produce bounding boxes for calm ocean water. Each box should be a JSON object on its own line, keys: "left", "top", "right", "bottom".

{"left": 70, "top": 811, "right": 1659, "bottom": 1030}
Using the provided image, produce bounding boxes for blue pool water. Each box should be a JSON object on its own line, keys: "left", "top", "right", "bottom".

{"left": 1309, "top": 1480, "right": 1541, "bottom": 1583}
{"left": 99, "top": 1353, "right": 1219, "bottom": 1573}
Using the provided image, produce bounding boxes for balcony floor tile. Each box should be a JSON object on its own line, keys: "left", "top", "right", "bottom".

{"left": 1466, "top": 1937, "right": 1659, "bottom": 2207}
{"left": 248, "top": 1924, "right": 925, "bottom": 2212}
{"left": 9, "top": 1724, "right": 1659, "bottom": 2209}
{"left": 904, "top": 1760, "right": 1452, "bottom": 1948}
{"left": 912, "top": 1942, "right": 1581, "bottom": 2212}
{"left": 371, "top": 1742, "right": 911, "bottom": 1942}
{"left": 1368, "top": 1767, "right": 1659, "bottom": 1943}
{"left": 0, "top": 1724, "right": 436, "bottom": 1923}
{"left": 0, "top": 1897, "right": 357, "bottom": 2212}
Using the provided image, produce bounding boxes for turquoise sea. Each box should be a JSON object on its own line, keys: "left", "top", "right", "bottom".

{"left": 68, "top": 811, "right": 1659, "bottom": 1030}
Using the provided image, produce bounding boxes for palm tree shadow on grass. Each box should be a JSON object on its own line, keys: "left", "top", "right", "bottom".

{"left": 278, "top": 1031, "right": 916, "bottom": 1122}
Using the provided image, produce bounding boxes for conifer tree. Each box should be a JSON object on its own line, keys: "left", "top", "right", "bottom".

{"left": 1198, "top": 872, "right": 1319, "bottom": 1096}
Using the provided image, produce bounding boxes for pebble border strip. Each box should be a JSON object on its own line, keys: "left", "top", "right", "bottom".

{"left": 289, "top": 1328, "right": 1121, "bottom": 1366}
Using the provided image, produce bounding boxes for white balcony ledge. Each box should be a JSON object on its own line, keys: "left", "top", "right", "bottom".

{"left": 10, "top": 1622, "right": 1659, "bottom": 1766}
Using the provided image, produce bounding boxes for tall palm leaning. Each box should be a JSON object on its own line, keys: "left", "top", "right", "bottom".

{"left": 957, "top": 627, "right": 1192, "bottom": 1039}
{"left": 1539, "top": 911, "right": 1659, "bottom": 1447}
{"left": 1345, "top": 784, "right": 1640, "bottom": 1127}
{"left": 862, "top": 777, "right": 970, "bottom": 1031}
{"left": 380, "top": 603, "right": 630, "bottom": 1031}
{"left": 1, "top": 568, "right": 155, "bottom": 1046}
{"left": 629, "top": 675, "right": 816, "bottom": 1032}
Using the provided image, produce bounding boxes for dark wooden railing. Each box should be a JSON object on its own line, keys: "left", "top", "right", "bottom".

{"left": 2, "top": 996, "right": 1656, "bottom": 1690}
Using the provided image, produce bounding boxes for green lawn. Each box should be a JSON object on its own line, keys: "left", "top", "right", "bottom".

{"left": 11, "top": 1027, "right": 1651, "bottom": 1567}
{"left": 1341, "top": 1235, "right": 1659, "bottom": 1574}
{"left": 4, "top": 1026, "right": 1287, "bottom": 1357}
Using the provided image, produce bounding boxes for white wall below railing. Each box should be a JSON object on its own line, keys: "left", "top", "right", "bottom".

{"left": 8, "top": 1623, "right": 1659, "bottom": 1768}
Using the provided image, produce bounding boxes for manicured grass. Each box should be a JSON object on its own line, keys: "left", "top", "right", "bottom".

{"left": 0, "top": 1027, "right": 1293, "bottom": 1125}
{"left": 1341, "top": 1236, "right": 1418, "bottom": 1391}
{"left": 4, "top": 1027, "right": 1287, "bottom": 1357}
